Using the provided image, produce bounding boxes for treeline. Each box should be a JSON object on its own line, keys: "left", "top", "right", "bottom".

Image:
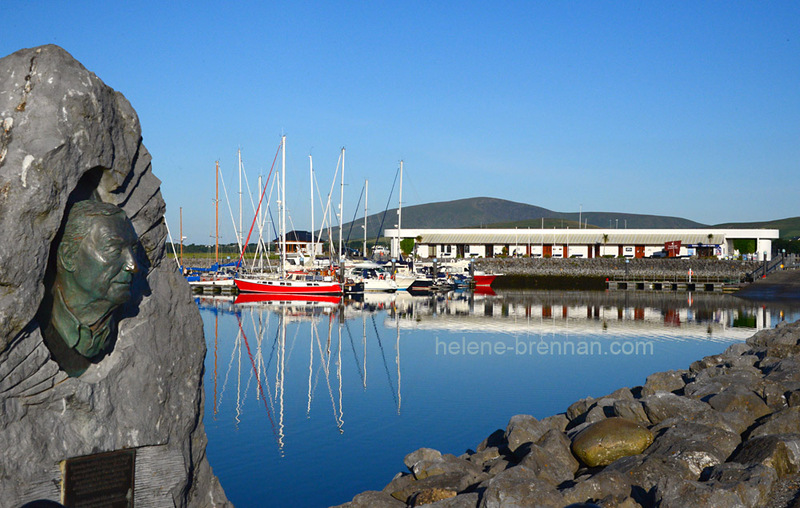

{"left": 774, "top": 238, "right": 800, "bottom": 255}
{"left": 178, "top": 240, "right": 391, "bottom": 255}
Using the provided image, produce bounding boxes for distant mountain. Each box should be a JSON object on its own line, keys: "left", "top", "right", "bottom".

{"left": 713, "top": 217, "right": 800, "bottom": 240}
{"left": 326, "top": 197, "right": 709, "bottom": 242}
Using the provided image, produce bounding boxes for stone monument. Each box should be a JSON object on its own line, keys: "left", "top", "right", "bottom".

{"left": 0, "top": 45, "right": 230, "bottom": 506}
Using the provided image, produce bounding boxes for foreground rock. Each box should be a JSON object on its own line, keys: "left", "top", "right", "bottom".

{"left": 333, "top": 319, "right": 800, "bottom": 508}
{"left": 571, "top": 417, "right": 654, "bottom": 468}
{"left": 0, "top": 45, "right": 228, "bottom": 506}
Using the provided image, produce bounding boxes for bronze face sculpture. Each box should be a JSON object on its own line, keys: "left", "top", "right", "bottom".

{"left": 44, "top": 200, "right": 139, "bottom": 374}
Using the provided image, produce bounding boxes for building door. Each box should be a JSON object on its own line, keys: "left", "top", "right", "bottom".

{"left": 635, "top": 245, "right": 645, "bottom": 258}
{"left": 543, "top": 244, "right": 552, "bottom": 257}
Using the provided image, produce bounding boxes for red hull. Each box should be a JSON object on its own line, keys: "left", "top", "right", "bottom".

{"left": 472, "top": 274, "right": 497, "bottom": 287}
{"left": 234, "top": 293, "right": 341, "bottom": 305}
{"left": 235, "top": 278, "right": 343, "bottom": 295}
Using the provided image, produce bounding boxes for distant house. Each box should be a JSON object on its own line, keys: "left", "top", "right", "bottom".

{"left": 272, "top": 230, "right": 323, "bottom": 256}
{"left": 384, "top": 228, "right": 780, "bottom": 261}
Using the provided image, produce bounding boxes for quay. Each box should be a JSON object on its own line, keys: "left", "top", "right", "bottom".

{"left": 605, "top": 275, "right": 731, "bottom": 293}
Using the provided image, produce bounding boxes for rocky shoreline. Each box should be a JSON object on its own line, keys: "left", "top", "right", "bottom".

{"left": 475, "top": 258, "right": 762, "bottom": 280}
{"left": 333, "top": 319, "right": 800, "bottom": 508}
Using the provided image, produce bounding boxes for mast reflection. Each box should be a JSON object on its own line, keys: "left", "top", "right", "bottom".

{"left": 196, "top": 289, "right": 800, "bottom": 455}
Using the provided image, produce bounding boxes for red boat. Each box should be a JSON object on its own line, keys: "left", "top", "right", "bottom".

{"left": 234, "top": 292, "right": 342, "bottom": 305}
{"left": 472, "top": 274, "right": 498, "bottom": 287}
{"left": 234, "top": 276, "right": 343, "bottom": 295}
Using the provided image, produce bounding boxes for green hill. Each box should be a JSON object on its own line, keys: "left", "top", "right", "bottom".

{"left": 713, "top": 217, "right": 800, "bottom": 240}
{"left": 327, "top": 197, "right": 709, "bottom": 242}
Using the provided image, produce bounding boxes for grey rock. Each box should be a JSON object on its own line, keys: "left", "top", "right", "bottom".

{"left": 707, "top": 385, "right": 772, "bottom": 420}
{"left": 642, "top": 370, "right": 687, "bottom": 395}
{"left": 516, "top": 431, "right": 578, "bottom": 486}
{"left": 0, "top": 45, "right": 226, "bottom": 506}
{"left": 484, "top": 457, "right": 512, "bottom": 476}
{"left": 540, "top": 413, "right": 569, "bottom": 433}
{"left": 755, "top": 379, "right": 788, "bottom": 410}
{"left": 475, "top": 429, "right": 506, "bottom": 454}
{"left": 387, "top": 471, "right": 485, "bottom": 504}
{"left": 411, "top": 454, "right": 483, "bottom": 481}
{"left": 467, "top": 447, "right": 500, "bottom": 467}
{"left": 567, "top": 397, "right": 596, "bottom": 421}
{"left": 651, "top": 409, "right": 753, "bottom": 436}
{"left": 748, "top": 406, "right": 800, "bottom": 439}
{"left": 333, "top": 490, "right": 406, "bottom": 508}
{"left": 640, "top": 391, "right": 712, "bottom": 425}
{"left": 478, "top": 466, "right": 563, "bottom": 508}
{"left": 683, "top": 367, "right": 764, "bottom": 401}
{"left": 406, "top": 447, "right": 443, "bottom": 471}
{"left": 653, "top": 476, "right": 746, "bottom": 508}
{"left": 646, "top": 422, "right": 740, "bottom": 477}
{"left": 504, "top": 414, "right": 548, "bottom": 455}
{"left": 730, "top": 434, "right": 800, "bottom": 477}
{"left": 604, "top": 454, "right": 695, "bottom": 505}
{"left": 763, "top": 357, "right": 800, "bottom": 392}
{"left": 701, "top": 463, "right": 777, "bottom": 508}
{"left": 560, "top": 470, "right": 632, "bottom": 505}
{"left": 612, "top": 399, "right": 649, "bottom": 424}
{"left": 423, "top": 492, "right": 481, "bottom": 507}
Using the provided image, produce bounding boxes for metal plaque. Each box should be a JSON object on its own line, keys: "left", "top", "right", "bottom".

{"left": 62, "top": 449, "right": 135, "bottom": 508}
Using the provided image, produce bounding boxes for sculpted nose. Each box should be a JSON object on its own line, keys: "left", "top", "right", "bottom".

{"left": 123, "top": 248, "right": 139, "bottom": 274}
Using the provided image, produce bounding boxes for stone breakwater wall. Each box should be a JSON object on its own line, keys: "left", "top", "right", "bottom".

{"left": 334, "top": 320, "right": 800, "bottom": 508}
{"left": 475, "top": 258, "right": 762, "bottom": 280}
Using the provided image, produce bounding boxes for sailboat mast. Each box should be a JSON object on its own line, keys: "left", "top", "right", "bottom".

{"left": 281, "top": 135, "right": 287, "bottom": 275}
{"left": 238, "top": 148, "right": 243, "bottom": 250}
{"left": 363, "top": 179, "right": 368, "bottom": 259}
{"left": 397, "top": 160, "right": 403, "bottom": 258}
{"left": 180, "top": 206, "right": 184, "bottom": 268}
{"left": 309, "top": 154, "right": 315, "bottom": 266}
{"left": 338, "top": 147, "right": 345, "bottom": 264}
{"left": 215, "top": 160, "right": 220, "bottom": 265}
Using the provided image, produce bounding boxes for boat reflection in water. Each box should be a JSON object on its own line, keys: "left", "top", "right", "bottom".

{"left": 387, "top": 290, "right": 792, "bottom": 343}
{"left": 196, "top": 290, "right": 800, "bottom": 507}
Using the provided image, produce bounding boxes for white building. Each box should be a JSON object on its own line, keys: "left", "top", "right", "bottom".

{"left": 385, "top": 228, "right": 780, "bottom": 261}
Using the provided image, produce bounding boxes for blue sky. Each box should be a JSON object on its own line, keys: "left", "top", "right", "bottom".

{"left": 3, "top": 2, "right": 798, "bottom": 244}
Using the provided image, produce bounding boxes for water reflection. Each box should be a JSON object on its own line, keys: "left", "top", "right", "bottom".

{"left": 197, "top": 290, "right": 800, "bottom": 507}
{"left": 386, "top": 290, "right": 795, "bottom": 342}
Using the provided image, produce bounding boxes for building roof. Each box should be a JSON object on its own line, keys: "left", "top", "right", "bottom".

{"left": 384, "top": 228, "right": 780, "bottom": 245}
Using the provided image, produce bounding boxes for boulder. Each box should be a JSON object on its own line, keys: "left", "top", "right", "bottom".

{"left": 701, "top": 463, "right": 777, "bottom": 508}
{"left": 411, "top": 454, "right": 484, "bottom": 481}
{"left": 640, "top": 391, "right": 712, "bottom": 424}
{"left": 333, "top": 490, "right": 406, "bottom": 508}
{"left": 571, "top": 417, "right": 654, "bottom": 468}
{"left": 748, "top": 406, "right": 800, "bottom": 439}
{"left": 653, "top": 477, "right": 746, "bottom": 508}
{"left": 0, "top": 45, "right": 227, "bottom": 506}
{"left": 419, "top": 492, "right": 480, "bottom": 507}
{"left": 730, "top": 434, "right": 800, "bottom": 477}
{"left": 642, "top": 370, "right": 688, "bottom": 395}
{"left": 706, "top": 385, "right": 772, "bottom": 420}
{"left": 611, "top": 399, "right": 649, "bottom": 425}
{"left": 406, "top": 448, "right": 444, "bottom": 471}
{"left": 478, "top": 466, "right": 563, "bottom": 508}
{"left": 560, "top": 469, "right": 633, "bottom": 505}
{"left": 645, "top": 422, "right": 740, "bottom": 477}
{"left": 504, "top": 414, "right": 548, "bottom": 455}
{"left": 603, "top": 454, "right": 695, "bottom": 505}
{"left": 410, "top": 488, "right": 457, "bottom": 506}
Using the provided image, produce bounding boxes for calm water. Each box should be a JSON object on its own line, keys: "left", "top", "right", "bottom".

{"left": 198, "top": 290, "right": 800, "bottom": 507}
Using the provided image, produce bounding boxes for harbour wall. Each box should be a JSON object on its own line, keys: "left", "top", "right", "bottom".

{"left": 475, "top": 258, "right": 762, "bottom": 280}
